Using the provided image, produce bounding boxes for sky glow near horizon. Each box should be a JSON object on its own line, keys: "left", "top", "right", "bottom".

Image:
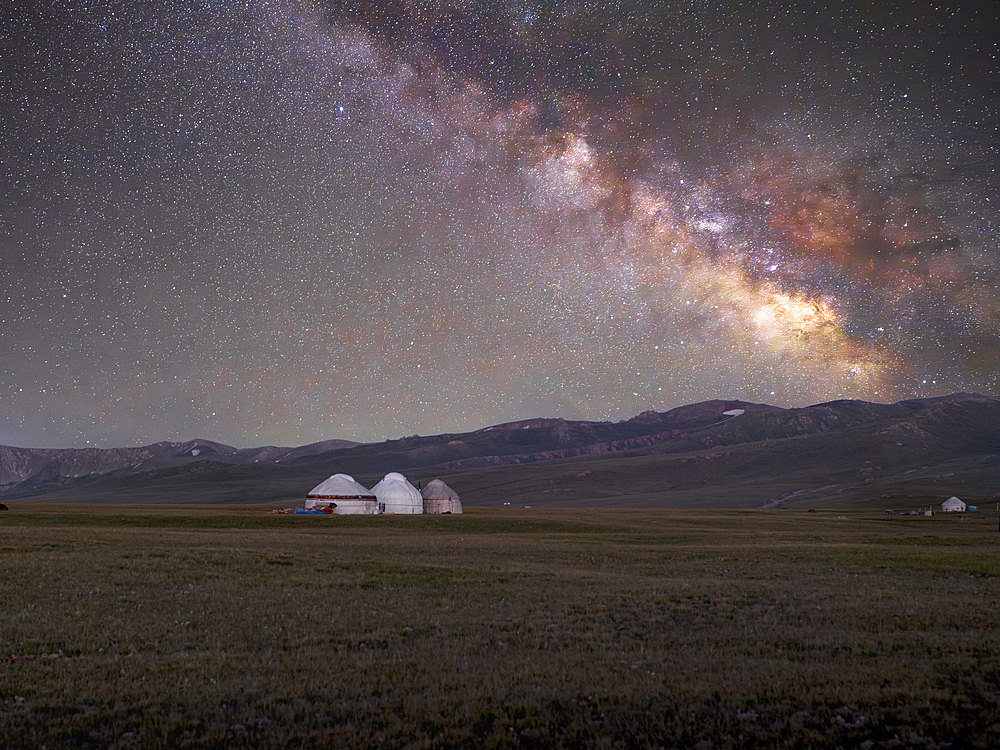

{"left": 1, "top": 1, "right": 998, "bottom": 448}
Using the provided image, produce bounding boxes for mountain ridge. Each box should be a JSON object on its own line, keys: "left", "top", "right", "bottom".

{"left": 3, "top": 393, "right": 999, "bottom": 507}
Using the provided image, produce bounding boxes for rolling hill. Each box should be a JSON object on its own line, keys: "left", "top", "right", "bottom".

{"left": 3, "top": 394, "right": 999, "bottom": 509}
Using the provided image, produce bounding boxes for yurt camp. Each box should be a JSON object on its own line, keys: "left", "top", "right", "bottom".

{"left": 372, "top": 472, "right": 424, "bottom": 514}
{"left": 305, "top": 474, "right": 378, "bottom": 514}
{"left": 421, "top": 479, "right": 462, "bottom": 514}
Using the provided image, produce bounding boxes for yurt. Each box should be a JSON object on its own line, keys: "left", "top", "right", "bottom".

{"left": 422, "top": 479, "right": 462, "bottom": 514}
{"left": 306, "top": 474, "right": 378, "bottom": 514}
{"left": 372, "top": 472, "right": 424, "bottom": 514}
{"left": 941, "top": 496, "right": 967, "bottom": 512}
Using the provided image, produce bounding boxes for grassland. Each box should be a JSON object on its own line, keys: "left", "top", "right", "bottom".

{"left": 2, "top": 505, "right": 1000, "bottom": 749}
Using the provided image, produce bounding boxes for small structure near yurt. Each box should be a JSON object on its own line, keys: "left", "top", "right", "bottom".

{"left": 306, "top": 474, "right": 378, "bottom": 515}
{"left": 373, "top": 472, "right": 424, "bottom": 514}
{"left": 422, "top": 479, "right": 462, "bottom": 514}
{"left": 941, "top": 496, "right": 967, "bottom": 512}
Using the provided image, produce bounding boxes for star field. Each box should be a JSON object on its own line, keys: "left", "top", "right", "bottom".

{"left": 1, "top": 1, "right": 998, "bottom": 448}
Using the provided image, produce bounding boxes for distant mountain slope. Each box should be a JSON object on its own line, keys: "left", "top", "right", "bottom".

{"left": 392, "top": 396, "right": 1000, "bottom": 510}
{"left": 277, "top": 399, "right": 783, "bottom": 474}
{"left": 0, "top": 438, "right": 360, "bottom": 492}
{"left": 3, "top": 393, "right": 999, "bottom": 508}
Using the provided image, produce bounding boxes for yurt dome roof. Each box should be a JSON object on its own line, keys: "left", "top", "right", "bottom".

{"left": 421, "top": 479, "right": 459, "bottom": 500}
{"left": 308, "top": 473, "right": 376, "bottom": 499}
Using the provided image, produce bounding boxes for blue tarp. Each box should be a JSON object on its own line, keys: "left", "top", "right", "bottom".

{"left": 295, "top": 509, "right": 326, "bottom": 515}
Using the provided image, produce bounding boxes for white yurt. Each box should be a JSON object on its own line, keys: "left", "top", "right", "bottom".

{"left": 941, "top": 496, "right": 967, "bottom": 512}
{"left": 372, "top": 472, "right": 424, "bottom": 514}
{"left": 306, "top": 474, "right": 378, "bottom": 514}
{"left": 421, "top": 479, "right": 462, "bottom": 514}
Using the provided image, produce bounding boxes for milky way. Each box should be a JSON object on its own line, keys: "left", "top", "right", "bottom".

{"left": 2, "top": 1, "right": 998, "bottom": 448}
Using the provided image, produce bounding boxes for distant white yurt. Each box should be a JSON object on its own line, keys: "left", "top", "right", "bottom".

{"left": 941, "top": 496, "right": 967, "bottom": 512}
{"left": 372, "top": 472, "right": 424, "bottom": 514}
{"left": 422, "top": 479, "right": 462, "bottom": 514}
{"left": 306, "top": 474, "right": 378, "bottom": 514}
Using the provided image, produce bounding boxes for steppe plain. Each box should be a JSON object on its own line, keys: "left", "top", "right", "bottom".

{"left": 3, "top": 505, "right": 999, "bottom": 749}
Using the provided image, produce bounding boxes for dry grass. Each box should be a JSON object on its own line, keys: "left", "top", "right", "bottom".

{"left": 2, "top": 505, "right": 1000, "bottom": 749}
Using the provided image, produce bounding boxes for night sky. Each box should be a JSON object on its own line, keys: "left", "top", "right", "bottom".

{"left": 2, "top": 1, "right": 998, "bottom": 449}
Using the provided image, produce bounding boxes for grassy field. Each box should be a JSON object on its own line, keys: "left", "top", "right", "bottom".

{"left": 2, "top": 505, "right": 1000, "bottom": 749}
